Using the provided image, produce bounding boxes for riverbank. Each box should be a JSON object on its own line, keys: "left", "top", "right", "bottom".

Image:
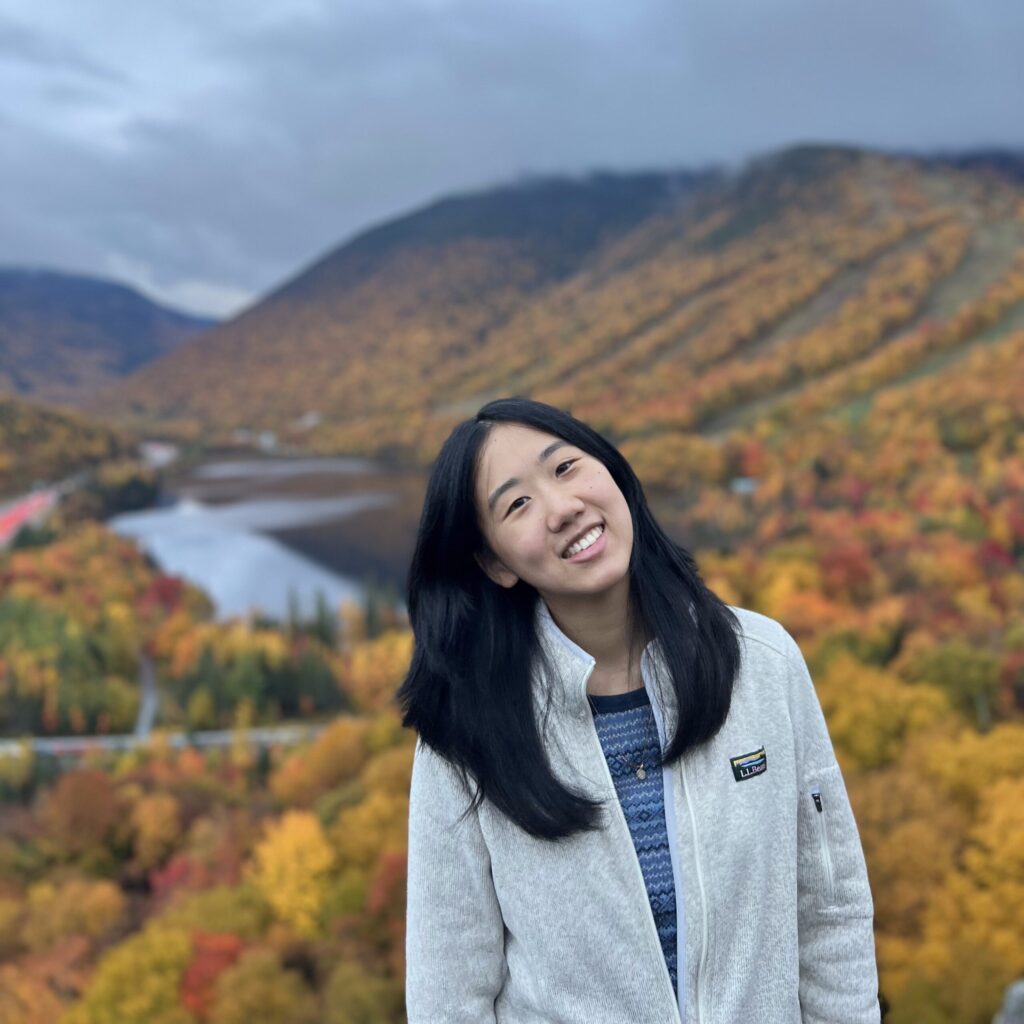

{"left": 159, "top": 456, "right": 426, "bottom": 595}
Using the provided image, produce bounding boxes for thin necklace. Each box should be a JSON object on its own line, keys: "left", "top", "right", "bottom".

{"left": 588, "top": 687, "right": 648, "bottom": 780}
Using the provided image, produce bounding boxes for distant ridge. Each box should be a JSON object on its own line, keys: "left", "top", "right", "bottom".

{"left": 267, "top": 169, "right": 715, "bottom": 303}
{"left": 93, "top": 143, "right": 1024, "bottom": 468}
{"left": 0, "top": 268, "right": 216, "bottom": 407}
{"left": 914, "top": 148, "right": 1024, "bottom": 182}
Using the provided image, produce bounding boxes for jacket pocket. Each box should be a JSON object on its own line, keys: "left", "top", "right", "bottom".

{"left": 799, "top": 762, "right": 873, "bottom": 918}
{"left": 808, "top": 786, "right": 837, "bottom": 908}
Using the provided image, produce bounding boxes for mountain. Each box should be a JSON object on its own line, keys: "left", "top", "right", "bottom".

{"left": 95, "top": 144, "right": 1024, "bottom": 468}
{"left": 0, "top": 392, "right": 138, "bottom": 498}
{"left": 88, "top": 170, "right": 714, "bottom": 447}
{"left": 0, "top": 269, "right": 215, "bottom": 407}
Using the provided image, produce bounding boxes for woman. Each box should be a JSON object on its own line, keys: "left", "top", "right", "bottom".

{"left": 399, "top": 397, "right": 879, "bottom": 1024}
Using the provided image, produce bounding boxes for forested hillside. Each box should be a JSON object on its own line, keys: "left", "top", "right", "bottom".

{"left": 0, "top": 270, "right": 214, "bottom": 408}
{"left": 0, "top": 396, "right": 139, "bottom": 498}
{"left": 95, "top": 146, "right": 1024, "bottom": 471}
{"left": 92, "top": 170, "right": 710, "bottom": 441}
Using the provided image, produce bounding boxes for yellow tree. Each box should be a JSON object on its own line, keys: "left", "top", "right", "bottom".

{"left": 245, "top": 812, "right": 335, "bottom": 936}
{"left": 358, "top": 744, "right": 415, "bottom": 800}
{"left": 813, "top": 653, "right": 952, "bottom": 773}
{"left": 327, "top": 790, "right": 410, "bottom": 927}
{"left": 60, "top": 924, "right": 196, "bottom": 1024}
{"left": 131, "top": 793, "right": 182, "bottom": 871}
{"left": 23, "top": 878, "right": 125, "bottom": 953}
{"left": 270, "top": 717, "right": 369, "bottom": 808}
{"left": 916, "top": 723, "right": 1024, "bottom": 813}
{"left": 330, "top": 790, "right": 409, "bottom": 875}
{"left": 208, "top": 949, "right": 318, "bottom": 1024}
{"left": 322, "top": 959, "right": 405, "bottom": 1024}
{"left": 887, "top": 777, "right": 1024, "bottom": 1024}
{"left": 341, "top": 632, "right": 413, "bottom": 713}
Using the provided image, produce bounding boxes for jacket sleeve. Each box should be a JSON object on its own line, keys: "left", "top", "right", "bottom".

{"left": 405, "top": 735, "right": 507, "bottom": 1023}
{"left": 781, "top": 627, "right": 881, "bottom": 1024}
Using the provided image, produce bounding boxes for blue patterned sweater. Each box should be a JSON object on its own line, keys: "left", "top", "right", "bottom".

{"left": 588, "top": 685, "right": 679, "bottom": 996}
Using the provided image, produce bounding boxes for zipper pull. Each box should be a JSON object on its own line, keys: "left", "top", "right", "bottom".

{"left": 811, "top": 790, "right": 823, "bottom": 813}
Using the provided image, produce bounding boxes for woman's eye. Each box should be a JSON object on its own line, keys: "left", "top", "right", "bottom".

{"left": 505, "top": 459, "right": 578, "bottom": 515}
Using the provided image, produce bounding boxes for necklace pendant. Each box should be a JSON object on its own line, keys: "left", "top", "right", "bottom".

{"left": 636, "top": 765, "right": 646, "bottom": 780}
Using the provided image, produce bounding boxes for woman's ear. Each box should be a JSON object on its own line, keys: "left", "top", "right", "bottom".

{"left": 474, "top": 550, "right": 519, "bottom": 589}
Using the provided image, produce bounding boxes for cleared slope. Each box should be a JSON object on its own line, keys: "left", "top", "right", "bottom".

{"left": 95, "top": 146, "right": 1024, "bottom": 469}
{"left": 94, "top": 173, "right": 710, "bottom": 439}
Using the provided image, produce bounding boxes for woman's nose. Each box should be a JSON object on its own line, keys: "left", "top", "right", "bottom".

{"left": 547, "top": 492, "right": 586, "bottom": 532}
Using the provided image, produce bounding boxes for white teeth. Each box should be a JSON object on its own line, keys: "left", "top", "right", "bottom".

{"left": 565, "top": 525, "right": 604, "bottom": 558}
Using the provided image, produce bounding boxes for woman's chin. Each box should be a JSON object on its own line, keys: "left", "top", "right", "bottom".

{"left": 539, "top": 566, "right": 631, "bottom": 602}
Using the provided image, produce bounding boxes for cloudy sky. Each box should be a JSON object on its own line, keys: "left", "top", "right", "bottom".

{"left": 2, "top": 0, "right": 1021, "bottom": 318}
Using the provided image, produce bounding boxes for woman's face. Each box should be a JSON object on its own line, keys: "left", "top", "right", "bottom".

{"left": 473, "top": 423, "right": 634, "bottom": 601}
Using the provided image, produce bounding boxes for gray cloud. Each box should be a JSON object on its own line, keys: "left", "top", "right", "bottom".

{"left": 0, "top": 0, "right": 1021, "bottom": 317}
{"left": 0, "top": 14, "right": 122, "bottom": 82}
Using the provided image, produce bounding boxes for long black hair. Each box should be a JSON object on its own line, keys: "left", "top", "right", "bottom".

{"left": 397, "top": 397, "right": 741, "bottom": 840}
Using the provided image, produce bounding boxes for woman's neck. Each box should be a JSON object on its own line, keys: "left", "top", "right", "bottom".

{"left": 542, "top": 578, "right": 648, "bottom": 694}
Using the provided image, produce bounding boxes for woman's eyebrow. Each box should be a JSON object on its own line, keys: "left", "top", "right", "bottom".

{"left": 487, "top": 440, "right": 570, "bottom": 513}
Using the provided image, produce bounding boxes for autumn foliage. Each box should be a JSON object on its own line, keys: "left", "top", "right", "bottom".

{"left": 3, "top": 148, "right": 1024, "bottom": 1022}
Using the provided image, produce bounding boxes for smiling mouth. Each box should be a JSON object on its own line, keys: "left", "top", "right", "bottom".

{"left": 562, "top": 523, "right": 605, "bottom": 558}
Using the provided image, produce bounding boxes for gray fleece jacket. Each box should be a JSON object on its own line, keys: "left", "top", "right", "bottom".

{"left": 405, "top": 601, "right": 880, "bottom": 1023}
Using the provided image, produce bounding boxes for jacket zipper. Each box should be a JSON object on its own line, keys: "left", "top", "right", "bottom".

{"left": 810, "top": 788, "right": 836, "bottom": 906}
{"left": 644, "top": 666, "right": 686, "bottom": 1024}
{"left": 581, "top": 671, "right": 682, "bottom": 1021}
{"left": 680, "top": 759, "right": 709, "bottom": 1023}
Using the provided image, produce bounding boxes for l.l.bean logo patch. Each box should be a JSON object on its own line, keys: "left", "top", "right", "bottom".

{"left": 730, "top": 746, "right": 767, "bottom": 782}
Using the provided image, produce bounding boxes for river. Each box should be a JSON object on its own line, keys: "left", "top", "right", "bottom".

{"left": 108, "top": 452, "right": 427, "bottom": 623}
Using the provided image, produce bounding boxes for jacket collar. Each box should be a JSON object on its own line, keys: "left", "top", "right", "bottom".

{"left": 532, "top": 596, "right": 680, "bottom": 736}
